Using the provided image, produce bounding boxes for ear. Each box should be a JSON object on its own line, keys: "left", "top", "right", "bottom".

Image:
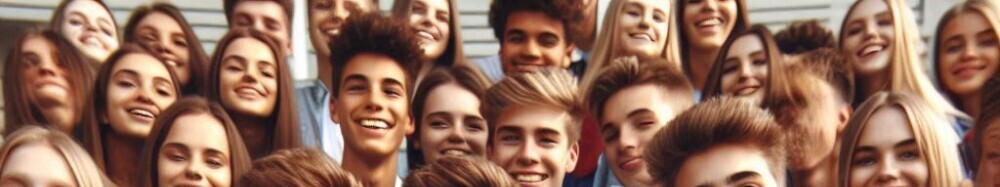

{"left": 562, "top": 44, "right": 576, "bottom": 68}
{"left": 404, "top": 113, "right": 415, "bottom": 136}
{"left": 837, "top": 104, "right": 852, "bottom": 133}
{"left": 330, "top": 97, "right": 341, "bottom": 124}
{"left": 285, "top": 42, "right": 293, "bottom": 56}
{"left": 565, "top": 142, "right": 580, "bottom": 172}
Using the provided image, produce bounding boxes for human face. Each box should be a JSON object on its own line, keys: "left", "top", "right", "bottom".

{"left": 841, "top": 0, "right": 894, "bottom": 76}
{"left": 720, "top": 34, "right": 767, "bottom": 104}
{"left": 135, "top": 12, "right": 193, "bottom": 86}
{"left": 490, "top": 105, "right": 579, "bottom": 187}
{"left": 59, "top": 0, "right": 119, "bottom": 62}
{"left": 617, "top": 0, "right": 670, "bottom": 58}
{"left": 977, "top": 120, "right": 1000, "bottom": 186}
{"left": 682, "top": 0, "right": 738, "bottom": 50}
{"left": 674, "top": 143, "right": 781, "bottom": 187}
{"left": 309, "top": 0, "right": 373, "bottom": 56}
{"left": 333, "top": 53, "right": 414, "bottom": 158}
{"left": 158, "top": 112, "right": 233, "bottom": 187}
{"left": 499, "top": 11, "right": 574, "bottom": 74}
{"left": 600, "top": 84, "right": 679, "bottom": 187}
{"left": 848, "top": 106, "right": 927, "bottom": 187}
{"left": 409, "top": 0, "right": 452, "bottom": 62}
{"left": 20, "top": 36, "right": 77, "bottom": 132}
{"left": 105, "top": 53, "right": 178, "bottom": 138}
{"left": 416, "top": 83, "right": 488, "bottom": 162}
{"left": 787, "top": 82, "right": 847, "bottom": 170}
{"left": 937, "top": 11, "right": 1000, "bottom": 97}
{"left": 219, "top": 38, "right": 279, "bottom": 118}
{"left": 0, "top": 142, "right": 77, "bottom": 187}
{"left": 231, "top": 1, "right": 291, "bottom": 55}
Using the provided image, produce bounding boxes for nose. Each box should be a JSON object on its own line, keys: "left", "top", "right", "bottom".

{"left": 616, "top": 125, "right": 639, "bottom": 154}
{"left": 863, "top": 21, "right": 880, "bottom": 42}
{"left": 184, "top": 160, "right": 205, "bottom": 180}
{"left": 738, "top": 61, "right": 754, "bottom": 79}
{"left": 445, "top": 122, "right": 468, "bottom": 144}
{"left": 960, "top": 42, "right": 981, "bottom": 62}
{"left": 639, "top": 12, "right": 652, "bottom": 29}
{"left": 363, "top": 86, "right": 386, "bottom": 111}
{"left": 36, "top": 60, "right": 59, "bottom": 77}
{"left": 874, "top": 157, "right": 901, "bottom": 184}
{"left": 515, "top": 140, "right": 540, "bottom": 166}
{"left": 701, "top": 0, "right": 719, "bottom": 12}
{"left": 331, "top": 1, "right": 350, "bottom": 25}
{"left": 519, "top": 42, "right": 542, "bottom": 61}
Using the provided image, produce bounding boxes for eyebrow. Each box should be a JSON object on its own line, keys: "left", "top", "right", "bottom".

{"left": 224, "top": 55, "right": 247, "bottom": 65}
{"left": 726, "top": 171, "right": 763, "bottom": 184}
{"left": 894, "top": 138, "right": 916, "bottom": 148}
{"left": 425, "top": 112, "right": 453, "bottom": 119}
{"left": 976, "top": 29, "right": 997, "bottom": 38}
{"left": 112, "top": 69, "right": 140, "bottom": 78}
{"left": 381, "top": 78, "right": 405, "bottom": 89}
{"left": 750, "top": 51, "right": 765, "bottom": 59}
{"left": 342, "top": 74, "right": 369, "bottom": 85}
{"left": 496, "top": 125, "right": 523, "bottom": 134}
{"left": 162, "top": 142, "right": 190, "bottom": 151}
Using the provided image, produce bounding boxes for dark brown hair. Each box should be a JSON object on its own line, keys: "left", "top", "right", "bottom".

{"left": 3, "top": 29, "right": 96, "bottom": 136}
{"left": 488, "top": 0, "right": 582, "bottom": 45}
{"left": 136, "top": 96, "right": 253, "bottom": 187}
{"left": 205, "top": 28, "right": 301, "bottom": 158}
{"left": 406, "top": 64, "right": 492, "bottom": 169}
{"left": 392, "top": 0, "right": 465, "bottom": 68}
{"left": 703, "top": 25, "right": 783, "bottom": 100}
{"left": 239, "top": 148, "right": 361, "bottom": 187}
{"left": 585, "top": 56, "right": 694, "bottom": 123}
{"left": 677, "top": 0, "right": 750, "bottom": 76}
{"left": 224, "top": 0, "right": 293, "bottom": 30}
{"left": 79, "top": 44, "right": 182, "bottom": 169}
{"left": 645, "top": 96, "right": 786, "bottom": 186}
{"left": 403, "top": 156, "right": 517, "bottom": 187}
{"left": 328, "top": 12, "right": 423, "bottom": 98}
{"left": 797, "top": 48, "right": 856, "bottom": 103}
{"left": 760, "top": 63, "right": 826, "bottom": 128}
{"left": 123, "top": 2, "right": 210, "bottom": 96}
{"left": 974, "top": 74, "right": 1000, "bottom": 168}
{"left": 773, "top": 19, "right": 836, "bottom": 54}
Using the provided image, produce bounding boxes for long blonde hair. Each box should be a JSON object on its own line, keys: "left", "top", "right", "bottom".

{"left": 581, "top": 0, "right": 680, "bottom": 92}
{"left": 0, "top": 126, "right": 114, "bottom": 187}
{"left": 933, "top": 0, "right": 1000, "bottom": 112}
{"left": 837, "top": 92, "right": 962, "bottom": 187}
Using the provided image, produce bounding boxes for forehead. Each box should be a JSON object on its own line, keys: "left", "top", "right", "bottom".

{"left": 234, "top": 1, "right": 288, "bottom": 19}
{"left": 727, "top": 34, "right": 765, "bottom": 57}
{"left": 859, "top": 106, "right": 913, "bottom": 146}
{"left": 505, "top": 11, "right": 565, "bottom": 36}
{"left": 675, "top": 143, "right": 776, "bottom": 186}
{"left": 224, "top": 38, "right": 277, "bottom": 62}
{"left": 496, "top": 104, "right": 571, "bottom": 134}
{"left": 943, "top": 11, "right": 991, "bottom": 36}
{"left": 137, "top": 12, "right": 182, "bottom": 32}
{"left": 423, "top": 83, "right": 480, "bottom": 116}
{"left": 113, "top": 53, "right": 172, "bottom": 78}
{"left": 341, "top": 53, "right": 408, "bottom": 84}
{"left": 165, "top": 112, "right": 230, "bottom": 152}
{"left": 1, "top": 142, "right": 76, "bottom": 185}
{"left": 847, "top": 0, "right": 889, "bottom": 21}
{"left": 22, "top": 36, "right": 55, "bottom": 54}
{"left": 64, "top": 0, "right": 112, "bottom": 19}
{"left": 626, "top": 0, "right": 670, "bottom": 11}
{"left": 602, "top": 84, "right": 673, "bottom": 120}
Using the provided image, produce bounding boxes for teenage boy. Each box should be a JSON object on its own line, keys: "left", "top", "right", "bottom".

{"left": 646, "top": 96, "right": 788, "bottom": 187}
{"left": 224, "top": 0, "right": 293, "bottom": 54}
{"left": 488, "top": 0, "right": 581, "bottom": 74}
{"left": 584, "top": 57, "right": 695, "bottom": 186}
{"left": 328, "top": 13, "right": 421, "bottom": 187}
{"left": 483, "top": 68, "right": 584, "bottom": 187}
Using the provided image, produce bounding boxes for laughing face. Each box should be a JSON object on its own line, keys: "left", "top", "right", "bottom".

{"left": 937, "top": 11, "right": 1000, "bottom": 98}
{"left": 333, "top": 53, "right": 414, "bottom": 158}
{"left": 841, "top": 0, "right": 894, "bottom": 76}
{"left": 616, "top": 0, "right": 670, "bottom": 58}
{"left": 308, "top": 0, "right": 373, "bottom": 56}
{"left": 490, "top": 104, "right": 579, "bottom": 187}
{"left": 105, "top": 53, "right": 178, "bottom": 138}
{"left": 20, "top": 36, "right": 77, "bottom": 132}
{"left": 58, "top": 0, "right": 119, "bottom": 62}
{"left": 219, "top": 38, "right": 280, "bottom": 118}
{"left": 499, "top": 11, "right": 574, "bottom": 74}
{"left": 720, "top": 34, "right": 767, "bottom": 104}
{"left": 681, "top": 0, "right": 738, "bottom": 50}
{"left": 408, "top": 0, "right": 452, "bottom": 62}
{"left": 416, "top": 83, "right": 488, "bottom": 162}
{"left": 134, "top": 12, "right": 192, "bottom": 86}
{"left": 848, "top": 106, "right": 928, "bottom": 187}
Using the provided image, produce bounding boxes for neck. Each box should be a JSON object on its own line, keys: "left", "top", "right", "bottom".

{"left": 233, "top": 115, "right": 273, "bottom": 159}
{"left": 342, "top": 149, "right": 399, "bottom": 187}
{"left": 960, "top": 92, "right": 982, "bottom": 118}
{"left": 39, "top": 106, "right": 74, "bottom": 133}
{"left": 103, "top": 131, "right": 144, "bottom": 187}
{"left": 688, "top": 47, "right": 720, "bottom": 90}
{"left": 318, "top": 53, "right": 334, "bottom": 92}
{"left": 790, "top": 155, "right": 837, "bottom": 187}
{"left": 857, "top": 73, "right": 888, "bottom": 102}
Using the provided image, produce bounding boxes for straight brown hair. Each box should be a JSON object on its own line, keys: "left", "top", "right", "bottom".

{"left": 407, "top": 64, "right": 492, "bottom": 169}
{"left": 702, "top": 24, "right": 784, "bottom": 100}
{"left": 123, "top": 2, "right": 210, "bottom": 96}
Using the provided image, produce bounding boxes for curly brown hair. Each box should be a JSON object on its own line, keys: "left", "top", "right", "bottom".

{"left": 328, "top": 12, "right": 423, "bottom": 98}
{"left": 488, "top": 0, "right": 582, "bottom": 45}
{"left": 773, "top": 19, "right": 836, "bottom": 54}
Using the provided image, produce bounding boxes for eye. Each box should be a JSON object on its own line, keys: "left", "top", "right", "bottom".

{"left": 852, "top": 156, "right": 876, "bottom": 166}
{"left": 429, "top": 121, "right": 448, "bottom": 128}
{"left": 225, "top": 65, "right": 243, "bottom": 72}
{"left": 156, "top": 87, "right": 173, "bottom": 97}
{"left": 167, "top": 153, "right": 186, "bottom": 162}
{"left": 314, "top": 1, "right": 331, "bottom": 9}
{"left": 173, "top": 38, "right": 188, "bottom": 48}
{"left": 206, "top": 159, "right": 224, "bottom": 169}
{"left": 466, "top": 121, "right": 485, "bottom": 132}
{"left": 539, "top": 35, "right": 560, "bottom": 47}
{"left": 505, "top": 34, "right": 526, "bottom": 44}
{"left": 653, "top": 14, "right": 665, "bottom": 22}
{"left": 899, "top": 151, "right": 920, "bottom": 160}
{"left": 539, "top": 137, "right": 558, "bottom": 147}
{"left": 116, "top": 80, "right": 137, "bottom": 88}
{"left": 626, "top": 10, "right": 640, "bottom": 17}
{"left": 979, "top": 37, "right": 999, "bottom": 47}
{"left": 499, "top": 134, "right": 522, "bottom": 144}
{"left": 384, "top": 88, "right": 403, "bottom": 98}
{"left": 602, "top": 130, "right": 619, "bottom": 143}
{"left": 946, "top": 43, "right": 964, "bottom": 54}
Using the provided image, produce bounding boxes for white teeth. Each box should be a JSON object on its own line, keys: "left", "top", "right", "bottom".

{"left": 360, "top": 119, "right": 389, "bottom": 129}
{"left": 324, "top": 29, "right": 340, "bottom": 36}
{"left": 417, "top": 31, "right": 435, "bottom": 41}
{"left": 630, "top": 33, "right": 653, "bottom": 42}
{"left": 861, "top": 45, "right": 884, "bottom": 55}
{"left": 697, "top": 18, "right": 722, "bottom": 27}
{"left": 513, "top": 174, "right": 546, "bottom": 182}
{"left": 443, "top": 149, "right": 467, "bottom": 156}
{"left": 237, "top": 88, "right": 261, "bottom": 97}
{"left": 165, "top": 60, "right": 177, "bottom": 67}
{"left": 129, "top": 109, "right": 154, "bottom": 118}
{"left": 83, "top": 37, "right": 102, "bottom": 48}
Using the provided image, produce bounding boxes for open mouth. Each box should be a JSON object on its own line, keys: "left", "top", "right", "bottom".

{"left": 81, "top": 36, "right": 104, "bottom": 49}
{"left": 235, "top": 87, "right": 265, "bottom": 99}
{"left": 128, "top": 108, "right": 156, "bottom": 122}
{"left": 697, "top": 18, "right": 722, "bottom": 27}
{"left": 511, "top": 173, "right": 549, "bottom": 183}
{"left": 628, "top": 33, "right": 654, "bottom": 43}
{"left": 440, "top": 149, "right": 470, "bottom": 157}
{"left": 359, "top": 119, "right": 390, "bottom": 129}
{"left": 856, "top": 43, "right": 887, "bottom": 58}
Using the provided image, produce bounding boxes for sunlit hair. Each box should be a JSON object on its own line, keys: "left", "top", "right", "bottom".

{"left": 974, "top": 74, "right": 1000, "bottom": 169}
{"left": 482, "top": 68, "right": 584, "bottom": 144}
{"left": 391, "top": 0, "right": 465, "bottom": 68}
{"left": 79, "top": 44, "right": 181, "bottom": 169}
{"left": 703, "top": 25, "right": 785, "bottom": 99}
{"left": 407, "top": 64, "right": 492, "bottom": 170}
{"left": 328, "top": 12, "right": 423, "bottom": 98}
{"left": 676, "top": 0, "right": 750, "bottom": 76}
{"left": 644, "top": 96, "right": 786, "bottom": 187}
{"left": 50, "top": 0, "right": 119, "bottom": 47}
{"left": 773, "top": 19, "right": 836, "bottom": 54}
{"left": 584, "top": 56, "right": 694, "bottom": 123}
{"left": 239, "top": 148, "right": 362, "bottom": 187}
{"left": 403, "top": 156, "right": 517, "bottom": 187}
{"left": 0, "top": 126, "right": 114, "bottom": 187}
{"left": 123, "top": 2, "right": 210, "bottom": 95}
{"left": 933, "top": 0, "right": 1000, "bottom": 112}
{"left": 837, "top": 92, "right": 963, "bottom": 187}
{"left": 487, "top": 0, "right": 582, "bottom": 45}
{"left": 223, "top": 0, "right": 293, "bottom": 31}
{"left": 136, "top": 96, "right": 252, "bottom": 187}
{"left": 205, "top": 28, "right": 301, "bottom": 158}
{"left": 581, "top": 0, "right": 681, "bottom": 90}
{"left": 3, "top": 29, "right": 96, "bottom": 136}
{"left": 838, "top": 0, "right": 965, "bottom": 120}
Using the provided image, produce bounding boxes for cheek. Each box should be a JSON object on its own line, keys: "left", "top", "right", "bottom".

{"left": 157, "top": 157, "right": 182, "bottom": 181}
{"left": 720, "top": 74, "right": 738, "bottom": 89}
{"left": 154, "top": 96, "right": 178, "bottom": 110}
{"left": 850, "top": 167, "right": 876, "bottom": 186}
{"left": 207, "top": 168, "right": 232, "bottom": 186}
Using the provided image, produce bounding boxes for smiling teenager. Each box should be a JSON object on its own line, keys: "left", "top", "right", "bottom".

{"left": 123, "top": 2, "right": 211, "bottom": 96}
{"left": 50, "top": 0, "right": 120, "bottom": 64}
{"left": 933, "top": 0, "right": 1000, "bottom": 120}
{"left": 406, "top": 65, "right": 492, "bottom": 170}
{"left": 676, "top": 0, "right": 749, "bottom": 92}
{"left": 702, "top": 25, "right": 783, "bottom": 105}
{"left": 392, "top": 0, "right": 465, "bottom": 86}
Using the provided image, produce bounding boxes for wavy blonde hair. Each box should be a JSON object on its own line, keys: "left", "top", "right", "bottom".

{"left": 0, "top": 126, "right": 114, "bottom": 187}
{"left": 581, "top": 0, "right": 680, "bottom": 92}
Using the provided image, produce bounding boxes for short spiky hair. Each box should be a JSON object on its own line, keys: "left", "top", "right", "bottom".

{"left": 585, "top": 56, "right": 695, "bottom": 123}
{"left": 645, "top": 96, "right": 787, "bottom": 186}
{"left": 798, "top": 48, "right": 855, "bottom": 104}
{"left": 328, "top": 13, "right": 423, "bottom": 98}
{"left": 488, "top": 0, "right": 582, "bottom": 45}
{"left": 483, "top": 68, "right": 584, "bottom": 144}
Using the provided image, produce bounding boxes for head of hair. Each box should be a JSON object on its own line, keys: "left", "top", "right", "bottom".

{"left": 50, "top": 0, "right": 119, "bottom": 44}
{"left": 403, "top": 156, "right": 517, "bottom": 187}
{"left": 703, "top": 25, "right": 784, "bottom": 99}
{"left": 223, "top": 0, "right": 293, "bottom": 30}
{"left": 773, "top": 19, "right": 836, "bottom": 54}
{"left": 838, "top": 92, "right": 963, "bottom": 187}
{"left": 488, "top": 0, "right": 583, "bottom": 46}
{"left": 3, "top": 29, "right": 96, "bottom": 136}
{"left": 797, "top": 48, "right": 856, "bottom": 104}
{"left": 137, "top": 96, "right": 252, "bottom": 187}
{"left": 79, "top": 44, "right": 181, "bottom": 169}
{"left": 239, "top": 148, "right": 361, "bottom": 187}
{"left": 759, "top": 63, "right": 835, "bottom": 129}
{"left": 585, "top": 56, "right": 694, "bottom": 123}
{"left": 123, "top": 2, "right": 211, "bottom": 95}
{"left": 0, "top": 126, "right": 114, "bottom": 187}
{"left": 205, "top": 28, "right": 301, "bottom": 157}
{"left": 933, "top": 0, "right": 1000, "bottom": 110}
{"left": 677, "top": 0, "right": 750, "bottom": 75}
{"left": 974, "top": 74, "right": 1000, "bottom": 169}
{"left": 583, "top": 0, "right": 681, "bottom": 83}
{"left": 644, "top": 96, "right": 786, "bottom": 186}
{"left": 328, "top": 12, "right": 423, "bottom": 98}
{"left": 482, "top": 68, "right": 584, "bottom": 145}
{"left": 392, "top": 0, "right": 465, "bottom": 67}
{"left": 407, "top": 64, "right": 492, "bottom": 170}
